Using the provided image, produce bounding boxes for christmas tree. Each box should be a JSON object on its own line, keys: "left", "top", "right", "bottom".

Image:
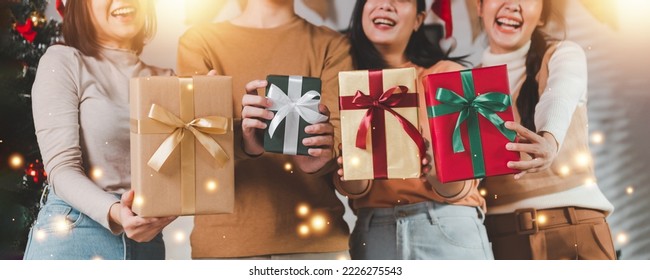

{"left": 0, "top": 0, "right": 61, "bottom": 259}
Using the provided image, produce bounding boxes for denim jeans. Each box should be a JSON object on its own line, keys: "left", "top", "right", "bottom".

{"left": 350, "top": 201, "right": 494, "bottom": 260}
{"left": 23, "top": 186, "right": 165, "bottom": 260}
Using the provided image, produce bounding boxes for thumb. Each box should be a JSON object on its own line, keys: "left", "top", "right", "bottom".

{"left": 121, "top": 190, "right": 134, "bottom": 208}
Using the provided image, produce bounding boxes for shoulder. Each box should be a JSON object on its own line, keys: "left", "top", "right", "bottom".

{"left": 302, "top": 19, "right": 347, "bottom": 45}
{"left": 40, "top": 45, "right": 83, "bottom": 64}
{"left": 179, "top": 22, "right": 225, "bottom": 43}
{"left": 548, "top": 40, "right": 586, "bottom": 59}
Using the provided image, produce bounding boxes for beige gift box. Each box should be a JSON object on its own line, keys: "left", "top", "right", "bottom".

{"left": 338, "top": 68, "right": 423, "bottom": 181}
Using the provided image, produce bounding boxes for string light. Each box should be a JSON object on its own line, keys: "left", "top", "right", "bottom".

{"left": 186, "top": 84, "right": 193, "bottom": 90}
{"left": 91, "top": 256, "right": 103, "bottom": 260}
{"left": 626, "top": 186, "right": 634, "bottom": 195}
{"left": 479, "top": 189, "right": 487, "bottom": 196}
{"left": 591, "top": 132, "right": 604, "bottom": 145}
{"left": 617, "top": 232, "right": 628, "bottom": 245}
{"left": 284, "top": 162, "right": 292, "bottom": 171}
{"left": 296, "top": 203, "right": 310, "bottom": 217}
{"left": 9, "top": 153, "right": 24, "bottom": 169}
{"left": 585, "top": 178, "right": 595, "bottom": 185}
{"left": 538, "top": 215, "right": 547, "bottom": 225}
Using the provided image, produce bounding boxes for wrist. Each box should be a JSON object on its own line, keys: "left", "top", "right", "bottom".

{"left": 540, "top": 131, "right": 559, "bottom": 151}
{"left": 242, "top": 135, "right": 264, "bottom": 157}
{"left": 108, "top": 202, "right": 124, "bottom": 234}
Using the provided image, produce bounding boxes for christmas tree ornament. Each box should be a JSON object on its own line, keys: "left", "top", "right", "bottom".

{"left": 29, "top": 11, "right": 46, "bottom": 27}
{"left": 14, "top": 19, "right": 37, "bottom": 43}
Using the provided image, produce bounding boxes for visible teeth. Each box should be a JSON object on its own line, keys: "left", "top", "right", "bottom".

{"left": 373, "top": 18, "right": 395, "bottom": 26}
{"left": 111, "top": 7, "right": 135, "bottom": 16}
{"left": 497, "top": 18, "right": 521, "bottom": 27}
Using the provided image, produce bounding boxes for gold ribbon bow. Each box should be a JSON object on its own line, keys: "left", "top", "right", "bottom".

{"left": 147, "top": 103, "right": 231, "bottom": 172}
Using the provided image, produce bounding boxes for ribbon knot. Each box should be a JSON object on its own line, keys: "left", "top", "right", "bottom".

{"left": 427, "top": 70, "right": 516, "bottom": 154}
{"left": 146, "top": 103, "right": 231, "bottom": 172}
{"left": 266, "top": 76, "right": 328, "bottom": 155}
{"left": 351, "top": 85, "right": 425, "bottom": 158}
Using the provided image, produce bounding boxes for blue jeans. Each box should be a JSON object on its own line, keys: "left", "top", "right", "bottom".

{"left": 23, "top": 187, "right": 165, "bottom": 260}
{"left": 350, "top": 201, "right": 494, "bottom": 260}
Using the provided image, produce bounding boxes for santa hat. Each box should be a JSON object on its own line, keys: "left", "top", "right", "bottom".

{"left": 56, "top": 0, "right": 67, "bottom": 18}
{"left": 431, "top": 0, "right": 453, "bottom": 39}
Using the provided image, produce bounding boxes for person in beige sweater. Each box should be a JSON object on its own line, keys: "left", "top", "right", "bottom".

{"left": 177, "top": 0, "right": 352, "bottom": 259}
{"left": 24, "top": 0, "right": 176, "bottom": 260}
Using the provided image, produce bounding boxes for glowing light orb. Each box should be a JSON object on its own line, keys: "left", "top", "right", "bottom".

{"left": 310, "top": 215, "right": 327, "bottom": 231}
{"left": 206, "top": 180, "right": 218, "bottom": 192}
{"left": 296, "top": 203, "right": 310, "bottom": 217}
{"left": 9, "top": 154, "right": 23, "bottom": 169}
{"left": 590, "top": 132, "right": 604, "bottom": 145}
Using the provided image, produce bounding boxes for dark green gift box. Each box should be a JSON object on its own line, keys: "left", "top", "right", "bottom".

{"left": 264, "top": 75, "right": 327, "bottom": 156}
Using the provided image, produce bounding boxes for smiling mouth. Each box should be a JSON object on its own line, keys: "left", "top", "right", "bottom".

{"left": 111, "top": 6, "right": 136, "bottom": 17}
{"left": 373, "top": 18, "right": 396, "bottom": 27}
{"left": 496, "top": 17, "right": 522, "bottom": 30}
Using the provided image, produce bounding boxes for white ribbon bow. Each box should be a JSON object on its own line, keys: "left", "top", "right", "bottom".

{"left": 267, "top": 76, "right": 328, "bottom": 155}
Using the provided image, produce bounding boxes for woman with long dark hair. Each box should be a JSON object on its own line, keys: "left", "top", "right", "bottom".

{"left": 335, "top": 0, "right": 493, "bottom": 260}
{"left": 477, "top": 0, "right": 615, "bottom": 259}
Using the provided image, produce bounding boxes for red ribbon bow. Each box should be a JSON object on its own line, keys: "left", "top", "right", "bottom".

{"left": 351, "top": 86, "right": 425, "bottom": 159}
{"left": 15, "top": 20, "right": 36, "bottom": 43}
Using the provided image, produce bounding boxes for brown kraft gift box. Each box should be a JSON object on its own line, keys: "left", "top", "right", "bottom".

{"left": 130, "top": 76, "right": 234, "bottom": 217}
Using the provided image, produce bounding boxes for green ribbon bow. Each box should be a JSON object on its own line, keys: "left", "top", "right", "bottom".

{"left": 427, "top": 70, "right": 516, "bottom": 178}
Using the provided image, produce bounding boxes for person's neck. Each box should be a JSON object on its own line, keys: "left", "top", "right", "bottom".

{"left": 376, "top": 44, "right": 409, "bottom": 68}
{"left": 97, "top": 38, "right": 133, "bottom": 52}
{"left": 231, "top": 0, "right": 297, "bottom": 28}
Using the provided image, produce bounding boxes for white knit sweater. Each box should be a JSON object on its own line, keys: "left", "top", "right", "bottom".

{"left": 481, "top": 41, "right": 614, "bottom": 215}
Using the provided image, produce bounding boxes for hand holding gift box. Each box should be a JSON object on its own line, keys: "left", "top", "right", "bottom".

{"left": 338, "top": 68, "right": 426, "bottom": 180}
{"left": 130, "top": 76, "right": 234, "bottom": 217}
{"left": 423, "top": 65, "right": 519, "bottom": 183}
{"left": 264, "top": 75, "right": 328, "bottom": 156}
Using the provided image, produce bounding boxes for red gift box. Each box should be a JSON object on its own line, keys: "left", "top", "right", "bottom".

{"left": 423, "top": 65, "right": 519, "bottom": 183}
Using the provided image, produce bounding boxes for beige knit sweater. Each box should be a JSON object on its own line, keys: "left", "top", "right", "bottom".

{"left": 32, "top": 45, "right": 173, "bottom": 230}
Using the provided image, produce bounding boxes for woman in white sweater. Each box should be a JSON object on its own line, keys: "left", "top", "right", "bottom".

{"left": 477, "top": 0, "right": 615, "bottom": 259}
{"left": 24, "top": 0, "right": 176, "bottom": 260}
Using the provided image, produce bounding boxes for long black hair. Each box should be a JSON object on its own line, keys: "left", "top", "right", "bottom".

{"left": 348, "top": 0, "right": 449, "bottom": 70}
{"left": 513, "top": 0, "right": 555, "bottom": 131}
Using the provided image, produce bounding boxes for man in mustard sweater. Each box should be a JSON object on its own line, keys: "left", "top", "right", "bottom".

{"left": 177, "top": 0, "right": 352, "bottom": 259}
